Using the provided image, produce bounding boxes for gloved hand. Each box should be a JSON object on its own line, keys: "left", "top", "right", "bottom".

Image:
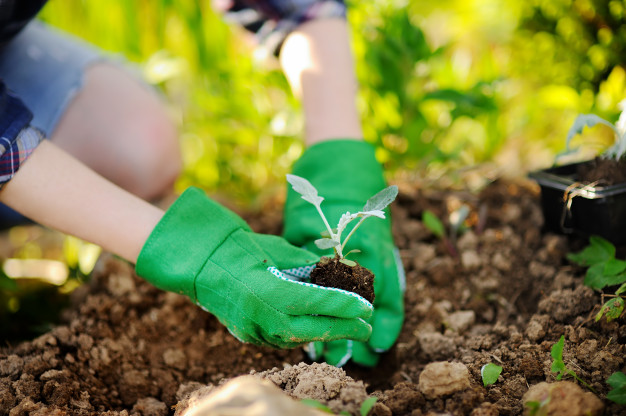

{"left": 283, "top": 140, "right": 405, "bottom": 367}
{"left": 136, "top": 187, "right": 373, "bottom": 349}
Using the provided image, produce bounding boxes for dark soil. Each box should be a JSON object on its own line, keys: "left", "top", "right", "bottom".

{"left": 310, "top": 256, "right": 375, "bottom": 303}
{"left": 577, "top": 156, "right": 626, "bottom": 185}
{"left": 1, "top": 178, "right": 625, "bottom": 415}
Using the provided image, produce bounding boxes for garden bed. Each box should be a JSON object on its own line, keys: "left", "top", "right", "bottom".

{"left": 1, "top": 179, "right": 625, "bottom": 415}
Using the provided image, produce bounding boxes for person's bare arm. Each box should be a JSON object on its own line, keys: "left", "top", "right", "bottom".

{"left": 279, "top": 18, "right": 363, "bottom": 146}
{"left": 0, "top": 141, "right": 163, "bottom": 263}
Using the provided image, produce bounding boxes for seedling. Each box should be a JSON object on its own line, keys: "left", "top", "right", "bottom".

{"left": 422, "top": 205, "right": 470, "bottom": 257}
{"left": 359, "top": 397, "right": 378, "bottom": 416}
{"left": 300, "top": 399, "right": 335, "bottom": 414}
{"left": 606, "top": 371, "right": 626, "bottom": 405}
{"left": 563, "top": 100, "right": 626, "bottom": 160}
{"left": 525, "top": 398, "right": 550, "bottom": 416}
{"left": 286, "top": 174, "right": 398, "bottom": 267}
{"left": 300, "top": 397, "right": 378, "bottom": 416}
{"left": 550, "top": 335, "right": 595, "bottom": 392}
{"left": 481, "top": 363, "right": 503, "bottom": 386}
{"left": 568, "top": 236, "right": 626, "bottom": 322}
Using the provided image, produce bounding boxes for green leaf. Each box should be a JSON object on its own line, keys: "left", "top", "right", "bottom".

{"left": 551, "top": 335, "right": 565, "bottom": 361}
{"left": 607, "top": 387, "right": 626, "bottom": 405}
{"left": 357, "top": 209, "right": 386, "bottom": 219}
{"left": 606, "top": 272, "right": 626, "bottom": 287}
{"left": 568, "top": 236, "right": 615, "bottom": 266}
{"left": 423, "top": 210, "right": 445, "bottom": 239}
{"left": 300, "top": 399, "right": 334, "bottom": 413}
{"left": 583, "top": 263, "right": 610, "bottom": 290}
{"left": 360, "top": 397, "right": 378, "bottom": 416}
{"left": 339, "top": 259, "right": 357, "bottom": 267}
{"left": 315, "top": 238, "right": 340, "bottom": 250}
{"left": 551, "top": 336, "right": 567, "bottom": 379}
{"left": 606, "top": 372, "right": 626, "bottom": 403}
{"left": 550, "top": 358, "right": 565, "bottom": 375}
{"left": 363, "top": 185, "right": 398, "bottom": 212}
{"left": 604, "top": 258, "right": 626, "bottom": 276}
{"left": 607, "top": 371, "right": 626, "bottom": 389}
{"left": 595, "top": 297, "right": 625, "bottom": 322}
{"left": 584, "top": 263, "right": 626, "bottom": 290}
{"left": 525, "top": 400, "right": 542, "bottom": 416}
{"left": 287, "top": 174, "right": 324, "bottom": 207}
{"left": 548, "top": 336, "right": 594, "bottom": 391}
{"left": 615, "top": 282, "right": 626, "bottom": 296}
{"left": 481, "top": 363, "right": 503, "bottom": 386}
{"left": 344, "top": 249, "right": 362, "bottom": 259}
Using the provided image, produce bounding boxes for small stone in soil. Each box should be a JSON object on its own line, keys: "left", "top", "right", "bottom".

{"left": 310, "top": 256, "right": 375, "bottom": 303}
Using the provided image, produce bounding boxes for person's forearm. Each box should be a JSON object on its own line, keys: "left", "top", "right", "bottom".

{"left": 280, "top": 18, "right": 363, "bottom": 145}
{"left": 0, "top": 141, "right": 163, "bottom": 263}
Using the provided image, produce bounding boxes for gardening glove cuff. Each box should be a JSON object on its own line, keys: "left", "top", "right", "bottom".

{"left": 135, "top": 187, "right": 250, "bottom": 298}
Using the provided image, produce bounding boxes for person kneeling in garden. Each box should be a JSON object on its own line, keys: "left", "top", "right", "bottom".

{"left": 0, "top": 0, "right": 404, "bottom": 367}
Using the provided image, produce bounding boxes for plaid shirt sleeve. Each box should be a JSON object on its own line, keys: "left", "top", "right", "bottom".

{"left": 0, "top": 81, "right": 44, "bottom": 189}
{"left": 217, "top": 0, "right": 346, "bottom": 56}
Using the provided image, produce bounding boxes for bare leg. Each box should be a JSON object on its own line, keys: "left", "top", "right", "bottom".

{"left": 280, "top": 18, "right": 363, "bottom": 146}
{"left": 51, "top": 63, "right": 182, "bottom": 201}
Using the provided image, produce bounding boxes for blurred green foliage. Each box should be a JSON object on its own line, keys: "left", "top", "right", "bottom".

{"left": 518, "top": 0, "right": 626, "bottom": 92}
{"left": 0, "top": 227, "right": 93, "bottom": 343}
{"left": 37, "top": 0, "right": 626, "bottom": 200}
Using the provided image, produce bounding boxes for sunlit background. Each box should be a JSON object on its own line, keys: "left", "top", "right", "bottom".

{"left": 2, "top": 0, "right": 625, "bottom": 341}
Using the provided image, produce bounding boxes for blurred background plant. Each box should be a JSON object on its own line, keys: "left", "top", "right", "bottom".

{"left": 2, "top": 0, "right": 626, "bottom": 342}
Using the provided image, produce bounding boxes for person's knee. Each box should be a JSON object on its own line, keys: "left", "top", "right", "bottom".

{"left": 51, "top": 62, "right": 183, "bottom": 201}
{"left": 127, "top": 110, "right": 182, "bottom": 201}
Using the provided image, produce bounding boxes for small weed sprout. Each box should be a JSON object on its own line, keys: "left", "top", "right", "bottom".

{"left": 525, "top": 398, "right": 550, "bottom": 416}
{"left": 300, "top": 398, "right": 334, "bottom": 414}
{"left": 422, "top": 205, "right": 470, "bottom": 258}
{"left": 481, "top": 363, "right": 503, "bottom": 386}
{"left": 606, "top": 371, "right": 626, "bottom": 404}
{"left": 568, "top": 236, "right": 626, "bottom": 323}
{"left": 300, "top": 396, "right": 378, "bottom": 416}
{"left": 564, "top": 100, "right": 626, "bottom": 160}
{"left": 550, "top": 335, "right": 595, "bottom": 392}
{"left": 286, "top": 174, "right": 398, "bottom": 267}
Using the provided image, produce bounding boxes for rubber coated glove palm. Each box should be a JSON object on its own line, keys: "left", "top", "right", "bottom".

{"left": 136, "top": 187, "right": 373, "bottom": 349}
{"left": 283, "top": 140, "right": 405, "bottom": 366}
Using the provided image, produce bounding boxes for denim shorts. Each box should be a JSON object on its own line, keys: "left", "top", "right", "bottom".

{"left": 0, "top": 20, "right": 104, "bottom": 137}
{"left": 0, "top": 21, "right": 104, "bottom": 227}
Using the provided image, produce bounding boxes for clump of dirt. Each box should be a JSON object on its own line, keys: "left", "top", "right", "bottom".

{"left": 253, "top": 362, "right": 369, "bottom": 415}
{"left": 1, "top": 178, "right": 625, "bottom": 415}
{"left": 522, "top": 381, "right": 604, "bottom": 416}
{"left": 310, "top": 256, "right": 375, "bottom": 303}
{"left": 174, "top": 362, "right": 380, "bottom": 416}
{"left": 576, "top": 156, "right": 626, "bottom": 185}
{"left": 174, "top": 375, "right": 326, "bottom": 416}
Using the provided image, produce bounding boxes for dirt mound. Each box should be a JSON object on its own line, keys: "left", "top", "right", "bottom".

{"left": 1, "top": 179, "right": 625, "bottom": 415}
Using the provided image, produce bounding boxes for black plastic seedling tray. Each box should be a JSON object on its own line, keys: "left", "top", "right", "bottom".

{"left": 529, "top": 162, "right": 626, "bottom": 245}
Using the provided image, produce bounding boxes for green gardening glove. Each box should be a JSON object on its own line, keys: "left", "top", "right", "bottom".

{"left": 136, "top": 187, "right": 373, "bottom": 349}
{"left": 284, "top": 140, "right": 405, "bottom": 367}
